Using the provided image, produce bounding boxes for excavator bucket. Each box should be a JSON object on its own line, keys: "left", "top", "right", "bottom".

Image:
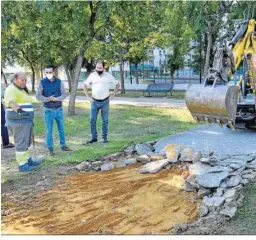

{"left": 185, "top": 84, "right": 240, "bottom": 129}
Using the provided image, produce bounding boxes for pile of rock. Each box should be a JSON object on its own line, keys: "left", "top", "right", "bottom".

{"left": 74, "top": 140, "right": 256, "bottom": 221}
{"left": 74, "top": 141, "right": 158, "bottom": 172}
{"left": 135, "top": 143, "right": 256, "bottom": 220}
{"left": 184, "top": 153, "right": 256, "bottom": 219}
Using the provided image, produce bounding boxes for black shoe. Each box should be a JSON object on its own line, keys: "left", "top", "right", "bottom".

{"left": 3, "top": 143, "right": 15, "bottom": 149}
{"left": 48, "top": 150, "right": 54, "bottom": 156}
{"left": 102, "top": 139, "right": 109, "bottom": 143}
{"left": 62, "top": 146, "right": 72, "bottom": 152}
{"left": 86, "top": 139, "right": 98, "bottom": 144}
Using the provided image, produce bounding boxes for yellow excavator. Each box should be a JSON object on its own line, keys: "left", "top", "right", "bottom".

{"left": 185, "top": 16, "right": 256, "bottom": 130}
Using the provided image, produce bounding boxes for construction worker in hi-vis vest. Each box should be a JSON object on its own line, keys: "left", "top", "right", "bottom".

{"left": 4, "top": 72, "right": 42, "bottom": 172}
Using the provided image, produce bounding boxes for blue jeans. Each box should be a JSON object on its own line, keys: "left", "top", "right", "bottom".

{"left": 44, "top": 107, "right": 66, "bottom": 151}
{"left": 90, "top": 99, "right": 109, "bottom": 140}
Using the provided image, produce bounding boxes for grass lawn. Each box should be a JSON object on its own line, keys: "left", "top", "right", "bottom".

{"left": 33, "top": 101, "right": 198, "bottom": 167}
{"left": 75, "top": 89, "right": 186, "bottom": 99}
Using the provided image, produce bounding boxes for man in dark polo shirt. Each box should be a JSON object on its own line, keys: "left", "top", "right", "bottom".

{"left": 36, "top": 65, "right": 71, "bottom": 156}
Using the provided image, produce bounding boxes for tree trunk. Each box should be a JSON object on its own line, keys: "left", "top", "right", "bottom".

{"left": 129, "top": 61, "right": 132, "bottom": 84}
{"left": 68, "top": 53, "right": 83, "bottom": 116}
{"left": 64, "top": 64, "right": 72, "bottom": 93}
{"left": 119, "top": 48, "right": 125, "bottom": 94}
{"left": 35, "top": 66, "right": 41, "bottom": 86}
{"left": 135, "top": 63, "right": 139, "bottom": 84}
{"left": 1, "top": 68, "right": 8, "bottom": 86}
{"left": 170, "top": 70, "right": 175, "bottom": 83}
{"left": 30, "top": 65, "right": 36, "bottom": 93}
{"left": 119, "top": 62, "right": 125, "bottom": 94}
{"left": 203, "top": 28, "right": 213, "bottom": 79}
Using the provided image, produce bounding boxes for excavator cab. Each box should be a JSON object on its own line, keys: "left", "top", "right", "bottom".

{"left": 185, "top": 17, "right": 256, "bottom": 130}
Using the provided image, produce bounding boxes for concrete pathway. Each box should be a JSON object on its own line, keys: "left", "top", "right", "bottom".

{"left": 67, "top": 96, "right": 186, "bottom": 108}
{"left": 155, "top": 124, "right": 256, "bottom": 157}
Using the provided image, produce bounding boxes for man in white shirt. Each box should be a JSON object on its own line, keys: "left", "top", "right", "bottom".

{"left": 83, "top": 61, "right": 120, "bottom": 144}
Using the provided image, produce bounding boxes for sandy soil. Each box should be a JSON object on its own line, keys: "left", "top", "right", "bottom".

{"left": 1, "top": 164, "right": 199, "bottom": 235}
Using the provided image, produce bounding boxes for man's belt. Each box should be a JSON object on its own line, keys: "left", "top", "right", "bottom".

{"left": 46, "top": 106, "right": 61, "bottom": 109}
{"left": 92, "top": 96, "right": 109, "bottom": 102}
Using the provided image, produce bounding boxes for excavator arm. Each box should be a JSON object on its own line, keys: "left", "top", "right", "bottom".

{"left": 185, "top": 18, "right": 256, "bottom": 129}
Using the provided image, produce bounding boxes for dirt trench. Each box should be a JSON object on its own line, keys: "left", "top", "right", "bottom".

{"left": 1, "top": 163, "right": 199, "bottom": 235}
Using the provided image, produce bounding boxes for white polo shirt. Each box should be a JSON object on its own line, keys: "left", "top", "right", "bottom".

{"left": 84, "top": 71, "right": 119, "bottom": 100}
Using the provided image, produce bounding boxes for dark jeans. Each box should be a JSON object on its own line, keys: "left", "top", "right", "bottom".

{"left": 90, "top": 99, "right": 109, "bottom": 140}
{"left": 1, "top": 103, "right": 10, "bottom": 146}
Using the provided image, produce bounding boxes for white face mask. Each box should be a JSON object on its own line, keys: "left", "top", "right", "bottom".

{"left": 46, "top": 74, "right": 53, "bottom": 80}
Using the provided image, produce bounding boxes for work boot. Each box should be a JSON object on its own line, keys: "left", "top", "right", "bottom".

{"left": 27, "top": 157, "right": 41, "bottom": 166}
{"left": 61, "top": 146, "right": 72, "bottom": 151}
{"left": 3, "top": 143, "right": 15, "bottom": 149}
{"left": 102, "top": 139, "right": 109, "bottom": 143}
{"left": 19, "top": 162, "right": 37, "bottom": 172}
{"left": 48, "top": 150, "right": 54, "bottom": 156}
{"left": 86, "top": 139, "right": 97, "bottom": 144}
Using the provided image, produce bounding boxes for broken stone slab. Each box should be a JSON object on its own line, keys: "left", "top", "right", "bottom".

{"left": 219, "top": 181, "right": 228, "bottom": 189}
{"left": 124, "top": 158, "right": 137, "bottom": 165}
{"left": 139, "top": 159, "right": 169, "bottom": 174}
{"left": 199, "top": 157, "right": 210, "bottom": 163}
{"left": 183, "top": 180, "right": 197, "bottom": 192}
{"left": 220, "top": 207, "right": 237, "bottom": 219}
{"left": 229, "top": 166, "right": 245, "bottom": 176}
{"left": 189, "top": 162, "right": 210, "bottom": 176}
{"left": 75, "top": 161, "right": 90, "bottom": 171}
{"left": 146, "top": 152, "right": 166, "bottom": 161}
{"left": 124, "top": 146, "right": 135, "bottom": 155}
{"left": 240, "top": 178, "right": 249, "bottom": 186}
{"left": 213, "top": 188, "right": 224, "bottom": 197}
{"left": 248, "top": 159, "right": 256, "bottom": 165}
{"left": 236, "top": 193, "right": 245, "bottom": 206}
{"left": 91, "top": 161, "right": 103, "bottom": 169}
{"left": 136, "top": 154, "right": 151, "bottom": 162}
{"left": 226, "top": 175, "right": 242, "bottom": 188}
{"left": 145, "top": 140, "right": 157, "bottom": 146}
{"left": 231, "top": 184, "right": 243, "bottom": 191}
{"left": 164, "top": 144, "right": 183, "bottom": 162}
{"left": 103, "top": 152, "right": 123, "bottom": 161}
{"left": 229, "top": 163, "right": 243, "bottom": 170}
{"left": 222, "top": 189, "right": 238, "bottom": 200}
{"left": 239, "top": 155, "right": 255, "bottom": 162}
{"left": 242, "top": 173, "right": 256, "bottom": 179}
{"left": 219, "top": 158, "right": 244, "bottom": 167}
{"left": 116, "top": 161, "right": 127, "bottom": 168}
{"left": 197, "top": 188, "right": 211, "bottom": 199}
{"left": 143, "top": 142, "right": 155, "bottom": 152}
{"left": 245, "top": 164, "right": 256, "bottom": 169}
{"left": 205, "top": 166, "right": 231, "bottom": 173}
{"left": 191, "top": 152, "right": 204, "bottom": 164}
{"left": 200, "top": 157, "right": 219, "bottom": 166}
{"left": 225, "top": 197, "right": 236, "bottom": 203}
{"left": 101, "top": 162, "right": 115, "bottom": 171}
{"left": 196, "top": 171, "right": 229, "bottom": 188}
{"left": 242, "top": 169, "right": 254, "bottom": 175}
{"left": 198, "top": 205, "right": 209, "bottom": 217}
{"left": 202, "top": 196, "right": 225, "bottom": 207}
{"left": 135, "top": 144, "right": 152, "bottom": 155}
{"left": 179, "top": 147, "right": 196, "bottom": 162}
{"left": 158, "top": 149, "right": 166, "bottom": 156}
{"left": 185, "top": 175, "right": 200, "bottom": 188}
